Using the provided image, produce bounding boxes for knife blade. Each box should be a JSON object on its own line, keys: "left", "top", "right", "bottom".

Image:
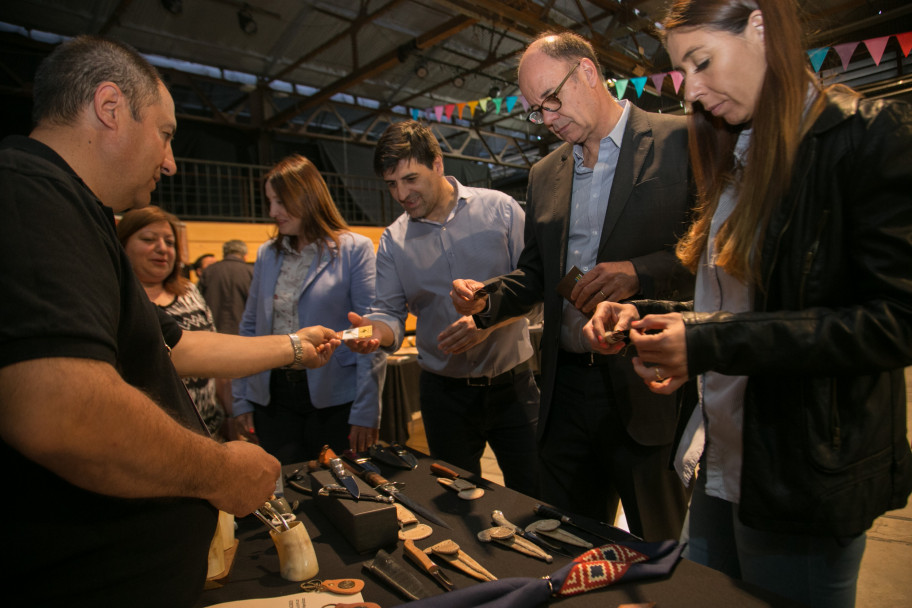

{"left": 403, "top": 539, "right": 454, "bottom": 591}
{"left": 330, "top": 457, "right": 360, "bottom": 499}
{"left": 363, "top": 470, "right": 450, "bottom": 529}
{"left": 533, "top": 503, "right": 634, "bottom": 542}
{"left": 342, "top": 449, "right": 382, "bottom": 474}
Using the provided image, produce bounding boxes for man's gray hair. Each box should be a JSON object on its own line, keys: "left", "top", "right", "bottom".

{"left": 222, "top": 239, "right": 247, "bottom": 257}
{"left": 32, "top": 35, "right": 162, "bottom": 126}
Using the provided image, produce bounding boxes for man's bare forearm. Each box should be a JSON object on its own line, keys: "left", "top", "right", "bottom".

{"left": 0, "top": 357, "right": 279, "bottom": 515}
{"left": 170, "top": 332, "right": 294, "bottom": 378}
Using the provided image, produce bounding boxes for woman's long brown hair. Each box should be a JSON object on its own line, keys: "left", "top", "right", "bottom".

{"left": 663, "top": 0, "right": 822, "bottom": 285}
{"left": 264, "top": 154, "right": 349, "bottom": 255}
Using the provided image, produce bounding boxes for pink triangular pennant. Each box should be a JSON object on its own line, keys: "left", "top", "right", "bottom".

{"left": 670, "top": 71, "right": 684, "bottom": 94}
{"left": 650, "top": 73, "right": 666, "bottom": 93}
{"left": 444, "top": 104, "right": 455, "bottom": 120}
{"left": 833, "top": 41, "right": 859, "bottom": 71}
{"left": 897, "top": 32, "right": 912, "bottom": 57}
{"left": 863, "top": 36, "right": 890, "bottom": 65}
{"left": 434, "top": 105, "right": 444, "bottom": 122}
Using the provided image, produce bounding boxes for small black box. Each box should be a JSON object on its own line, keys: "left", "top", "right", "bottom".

{"left": 310, "top": 470, "right": 398, "bottom": 553}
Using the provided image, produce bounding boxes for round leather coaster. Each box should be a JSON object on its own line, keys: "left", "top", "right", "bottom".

{"left": 458, "top": 487, "right": 485, "bottom": 500}
{"left": 398, "top": 523, "right": 433, "bottom": 540}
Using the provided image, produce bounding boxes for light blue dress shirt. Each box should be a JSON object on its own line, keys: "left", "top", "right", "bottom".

{"left": 366, "top": 177, "right": 533, "bottom": 378}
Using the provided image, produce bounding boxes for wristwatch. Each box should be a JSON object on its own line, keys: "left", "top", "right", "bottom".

{"left": 287, "top": 332, "right": 304, "bottom": 367}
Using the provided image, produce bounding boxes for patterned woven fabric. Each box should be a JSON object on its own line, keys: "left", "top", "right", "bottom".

{"left": 557, "top": 544, "right": 650, "bottom": 597}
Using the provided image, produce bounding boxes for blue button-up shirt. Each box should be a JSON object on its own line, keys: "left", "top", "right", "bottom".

{"left": 560, "top": 100, "right": 630, "bottom": 352}
{"left": 366, "top": 177, "right": 533, "bottom": 378}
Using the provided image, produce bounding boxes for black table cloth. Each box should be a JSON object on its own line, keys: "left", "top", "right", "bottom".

{"left": 196, "top": 450, "right": 802, "bottom": 608}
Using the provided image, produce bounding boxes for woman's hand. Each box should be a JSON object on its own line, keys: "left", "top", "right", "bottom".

{"left": 629, "top": 313, "right": 689, "bottom": 394}
{"left": 583, "top": 301, "right": 640, "bottom": 354}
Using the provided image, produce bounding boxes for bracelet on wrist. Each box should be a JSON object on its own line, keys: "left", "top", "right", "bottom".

{"left": 287, "top": 332, "right": 304, "bottom": 368}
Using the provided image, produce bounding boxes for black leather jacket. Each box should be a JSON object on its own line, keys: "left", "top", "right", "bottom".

{"left": 681, "top": 87, "right": 912, "bottom": 536}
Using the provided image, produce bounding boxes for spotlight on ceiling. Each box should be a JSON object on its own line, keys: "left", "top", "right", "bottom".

{"left": 488, "top": 85, "right": 501, "bottom": 99}
{"left": 237, "top": 4, "right": 257, "bottom": 35}
{"left": 415, "top": 61, "right": 429, "bottom": 79}
{"left": 161, "top": 0, "right": 182, "bottom": 14}
{"left": 452, "top": 75, "right": 465, "bottom": 88}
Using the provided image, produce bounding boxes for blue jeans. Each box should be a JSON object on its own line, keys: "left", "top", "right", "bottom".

{"left": 683, "top": 471, "right": 866, "bottom": 608}
{"left": 419, "top": 366, "right": 540, "bottom": 497}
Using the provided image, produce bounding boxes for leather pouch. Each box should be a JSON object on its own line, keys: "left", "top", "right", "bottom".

{"left": 362, "top": 548, "right": 431, "bottom": 601}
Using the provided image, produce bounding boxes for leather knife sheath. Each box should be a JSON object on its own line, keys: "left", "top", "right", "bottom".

{"left": 362, "top": 548, "right": 431, "bottom": 601}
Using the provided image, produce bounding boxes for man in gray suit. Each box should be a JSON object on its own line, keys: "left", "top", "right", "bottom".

{"left": 453, "top": 32, "right": 693, "bottom": 541}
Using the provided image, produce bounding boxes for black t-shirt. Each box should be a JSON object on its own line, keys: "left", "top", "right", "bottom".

{"left": 0, "top": 135, "right": 216, "bottom": 607}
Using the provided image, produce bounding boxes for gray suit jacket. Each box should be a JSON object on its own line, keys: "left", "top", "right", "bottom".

{"left": 481, "top": 104, "right": 694, "bottom": 445}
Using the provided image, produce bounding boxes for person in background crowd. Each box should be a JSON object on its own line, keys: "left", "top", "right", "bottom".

{"left": 200, "top": 239, "right": 254, "bottom": 335}
{"left": 347, "top": 120, "right": 540, "bottom": 497}
{"left": 583, "top": 1, "right": 912, "bottom": 606}
{"left": 0, "top": 35, "right": 340, "bottom": 607}
{"left": 232, "top": 154, "right": 386, "bottom": 461}
{"left": 191, "top": 252, "right": 216, "bottom": 281}
{"left": 118, "top": 206, "right": 227, "bottom": 437}
{"left": 451, "top": 31, "right": 693, "bottom": 540}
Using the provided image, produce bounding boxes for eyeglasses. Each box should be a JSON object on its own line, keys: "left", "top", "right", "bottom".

{"left": 527, "top": 61, "right": 581, "bottom": 125}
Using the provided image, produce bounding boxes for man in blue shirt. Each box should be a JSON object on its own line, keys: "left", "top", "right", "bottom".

{"left": 350, "top": 121, "right": 539, "bottom": 496}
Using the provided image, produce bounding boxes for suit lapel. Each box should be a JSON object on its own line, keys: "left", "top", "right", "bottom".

{"left": 599, "top": 106, "right": 653, "bottom": 258}
{"left": 552, "top": 145, "right": 574, "bottom": 276}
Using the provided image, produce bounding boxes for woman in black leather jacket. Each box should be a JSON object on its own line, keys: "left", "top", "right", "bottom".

{"left": 584, "top": 1, "right": 912, "bottom": 607}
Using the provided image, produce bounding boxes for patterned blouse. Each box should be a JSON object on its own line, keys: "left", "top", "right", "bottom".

{"left": 160, "top": 283, "right": 226, "bottom": 437}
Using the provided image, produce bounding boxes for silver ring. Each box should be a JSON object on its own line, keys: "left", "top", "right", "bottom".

{"left": 655, "top": 367, "right": 664, "bottom": 381}
{"left": 598, "top": 289, "right": 607, "bottom": 300}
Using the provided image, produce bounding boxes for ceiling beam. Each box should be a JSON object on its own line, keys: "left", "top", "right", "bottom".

{"left": 264, "top": 14, "right": 476, "bottom": 130}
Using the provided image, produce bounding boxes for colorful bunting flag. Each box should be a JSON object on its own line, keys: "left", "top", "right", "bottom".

{"left": 410, "top": 31, "right": 911, "bottom": 124}
{"left": 833, "top": 41, "right": 859, "bottom": 71}
{"left": 897, "top": 31, "right": 912, "bottom": 57}
{"left": 863, "top": 36, "right": 890, "bottom": 65}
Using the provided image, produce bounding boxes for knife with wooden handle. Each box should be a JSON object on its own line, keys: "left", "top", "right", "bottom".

{"left": 403, "top": 539, "right": 454, "bottom": 591}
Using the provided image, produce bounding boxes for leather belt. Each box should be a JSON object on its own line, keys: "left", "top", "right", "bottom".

{"left": 557, "top": 349, "right": 613, "bottom": 368}
{"left": 435, "top": 361, "right": 531, "bottom": 388}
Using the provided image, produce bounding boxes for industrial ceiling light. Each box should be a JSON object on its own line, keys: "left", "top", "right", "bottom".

{"left": 452, "top": 75, "right": 465, "bottom": 88}
{"left": 488, "top": 85, "right": 501, "bottom": 99}
{"left": 161, "top": 0, "right": 182, "bottom": 14}
{"left": 237, "top": 4, "right": 257, "bottom": 35}
{"left": 415, "top": 60, "right": 429, "bottom": 78}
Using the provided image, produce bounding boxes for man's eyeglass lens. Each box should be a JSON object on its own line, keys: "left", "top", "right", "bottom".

{"left": 528, "top": 61, "right": 581, "bottom": 125}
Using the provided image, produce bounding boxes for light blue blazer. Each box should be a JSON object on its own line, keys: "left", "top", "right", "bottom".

{"left": 231, "top": 232, "right": 386, "bottom": 428}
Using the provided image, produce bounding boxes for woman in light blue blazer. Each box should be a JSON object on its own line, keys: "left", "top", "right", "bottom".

{"left": 232, "top": 154, "right": 386, "bottom": 463}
